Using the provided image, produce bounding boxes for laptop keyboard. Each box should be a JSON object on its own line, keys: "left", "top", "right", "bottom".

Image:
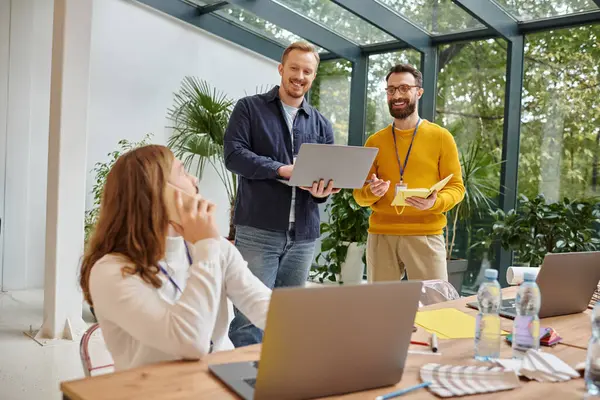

{"left": 244, "top": 378, "right": 257, "bottom": 388}
{"left": 502, "top": 299, "right": 516, "bottom": 309}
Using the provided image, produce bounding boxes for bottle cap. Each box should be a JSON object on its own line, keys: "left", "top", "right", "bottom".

{"left": 484, "top": 269, "right": 498, "bottom": 280}
{"left": 524, "top": 271, "right": 537, "bottom": 281}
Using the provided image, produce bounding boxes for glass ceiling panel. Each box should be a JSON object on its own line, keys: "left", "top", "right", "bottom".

{"left": 376, "top": 0, "right": 485, "bottom": 35}
{"left": 215, "top": 6, "right": 327, "bottom": 52}
{"left": 493, "top": 0, "right": 599, "bottom": 21}
{"left": 272, "top": 0, "right": 396, "bottom": 45}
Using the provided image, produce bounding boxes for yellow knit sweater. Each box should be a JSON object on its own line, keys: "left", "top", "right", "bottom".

{"left": 353, "top": 120, "right": 465, "bottom": 236}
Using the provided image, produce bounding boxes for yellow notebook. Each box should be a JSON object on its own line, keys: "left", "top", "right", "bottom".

{"left": 391, "top": 174, "right": 453, "bottom": 207}
{"left": 415, "top": 308, "right": 509, "bottom": 339}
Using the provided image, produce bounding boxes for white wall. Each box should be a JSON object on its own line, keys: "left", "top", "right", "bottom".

{"left": 1, "top": 0, "right": 279, "bottom": 290}
{"left": 0, "top": 0, "right": 9, "bottom": 290}
{"left": 86, "top": 0, "right": 279, "bottom": 237}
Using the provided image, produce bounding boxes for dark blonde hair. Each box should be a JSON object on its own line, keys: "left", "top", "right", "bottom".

{"left": 80, "top": 144, "right": 174, "bottom": 306}
{"left": 281, "top": 41, "right": 320, "bottom": 66}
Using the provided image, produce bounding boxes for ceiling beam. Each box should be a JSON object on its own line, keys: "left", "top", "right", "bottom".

{"left": 359, "top": 9, "right": 600, "bottom": 55}
{"left": 227, "top": 0, "right": 361, "bottom": 62}
{"left": 318, "top": 52, "right": 341, "bottom": 62}
{"left": 330, "top": 0, "right": 431, "bottom": 52}
{"left": 593, "top": 0, "right": 600, "bottom": 9}
{"left": 197, "top": 1, "right": 229, "bottom": 15}
{"left": 134, "top": 0, "right": 285, "bottom": 62}
{"left": 518, "top": 9, "right": 600, "bottom": 33}
{"left": 358, "top": 27, "right": 496, "bottom": 55}
{"left": 452, "top": 0, "right": 519, "bottom": 39}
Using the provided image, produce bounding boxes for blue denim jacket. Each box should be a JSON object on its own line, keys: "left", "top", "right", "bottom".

{"left": 223, "top": 86, "right": 334, "bottom": 241}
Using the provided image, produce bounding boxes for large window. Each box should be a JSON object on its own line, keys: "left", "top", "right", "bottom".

{"left": 216, "top": 5, "right": 325, "bottom": 51}
{"left": 273, "top": 0, "right": 395, "bottom": 45}
{"left": 376, "top": 0, "right": 484, "bottom": 34}
{"left": 435, "top": 39, "right": 507, "bottom": 293}
{"left": 366, "top": 50, "right": 421, "bottom": 137}
{"left": 518, "top": 24, "right": 600, "bottom": 202}
{"left": 312, "top": 60, "right": 352, "bottom": 145}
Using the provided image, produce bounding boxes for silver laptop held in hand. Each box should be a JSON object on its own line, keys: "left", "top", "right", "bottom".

{"left": 277, "top": 143, "right": 378, "bottom": 189}
{"left": 209, "top": 281, "right": 423, "bottom": 400}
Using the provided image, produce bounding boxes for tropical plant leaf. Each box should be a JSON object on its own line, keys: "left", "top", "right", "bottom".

{"left": 310, "top": 189, "right": 370, "bottom": 283}
{"left": 166, "top": 77, "right": 237, "bottom": 210}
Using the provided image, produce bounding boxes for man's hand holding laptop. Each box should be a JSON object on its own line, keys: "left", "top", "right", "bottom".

{"left": 300, "top": 179, "right": 341, "bottom": 198}
{"left": 277, "top": 164, "right": 294, "bottom": 179}
{"left": 278, "top": 163, "right": 341, "bottom": 198}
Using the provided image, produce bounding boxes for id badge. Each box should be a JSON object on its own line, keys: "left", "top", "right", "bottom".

{"left": 395, "top": 182, "right": 407, "bottom": 196}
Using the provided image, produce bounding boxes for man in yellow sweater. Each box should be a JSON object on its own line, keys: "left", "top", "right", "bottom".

{"left": 353, "top": 64, "right": 465, "bottom": 282}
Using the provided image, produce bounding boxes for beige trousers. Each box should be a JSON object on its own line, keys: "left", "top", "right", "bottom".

{"left": 366, "top": 233, "right": 448, "bottom": 282}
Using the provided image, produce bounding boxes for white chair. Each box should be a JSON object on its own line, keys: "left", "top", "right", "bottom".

{"left": 419, "top": 279, "right": 460, "bottom": 307}
{"left": 79, "top": 323, "right": 114, "bottom": 377}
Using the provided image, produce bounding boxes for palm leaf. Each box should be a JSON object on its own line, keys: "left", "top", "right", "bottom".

{"left": 446, "top": 133, "right": 504, "bottom": 257}
{"left": 166, "top": 77, "right": 233, "bottom": 179}
{"left": 457, "top": 138, "right": 503, "bottom": 221}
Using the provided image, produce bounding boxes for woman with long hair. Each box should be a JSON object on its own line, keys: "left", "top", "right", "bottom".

{"left": 80, "top": 144, "right": 270, "bottom": 371}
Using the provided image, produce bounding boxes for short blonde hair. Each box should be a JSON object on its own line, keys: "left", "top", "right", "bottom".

{"left": 281, "top": 41, "right": 320, "bottom": 66}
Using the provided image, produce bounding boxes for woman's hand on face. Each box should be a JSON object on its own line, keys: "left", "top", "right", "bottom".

{"left": 172, "top": 191, "right": 220, "bottom": 243}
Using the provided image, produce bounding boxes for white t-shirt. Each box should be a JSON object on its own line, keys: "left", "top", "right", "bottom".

{"left": 280, "top": 100, "right": 299, "bottom": 225}
{"left": 89, "top": 236, "right": 271, "bottom": 371}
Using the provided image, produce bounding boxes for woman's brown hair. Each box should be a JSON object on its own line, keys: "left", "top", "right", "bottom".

{"left": 80, "top": 144, "right": 174, "bottom": 306}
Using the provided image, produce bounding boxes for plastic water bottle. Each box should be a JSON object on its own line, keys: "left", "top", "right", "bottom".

{"left": 585, "top": 302, "right": 600, "bottom": 395}
{"left": 475, "top": 269, "right": 502, "bottom": 361}
{"left": 511, "top": 271, "right": 541, "bottom": 359}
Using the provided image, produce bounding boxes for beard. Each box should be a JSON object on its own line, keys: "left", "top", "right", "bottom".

{"left": 284, "top": 78, "right": 308, "bottom": 99}
{"left": 388, "top": 94, "right": 417, "bottom": 119}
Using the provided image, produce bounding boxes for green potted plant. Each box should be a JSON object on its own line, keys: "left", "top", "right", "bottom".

{"left": 489, "top": 194, "right": 600, "bottom": 267}
{"left": 311, "top": 189, "right": 370, "bottom": 284}
{"left": 445, "top": 137, "right": 502, "bottom": 293}
{"left": 167, "top": 77, "right": 237, "bottom": 240}
{"left": 84, "top": 134, "right": 153, "bottom": 245}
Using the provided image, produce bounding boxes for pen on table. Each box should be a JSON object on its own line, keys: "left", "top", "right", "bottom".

{"left": 410, "top": 340, "right": 429, "bottom": 347}
{"left": 375, "top": 382, "right": 432, "bottom": 400}
{"left": 430, "top": 333, "right": 438, "bottom": 353}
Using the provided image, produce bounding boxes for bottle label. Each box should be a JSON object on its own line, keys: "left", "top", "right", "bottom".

{"left": 513, "top": 316, "right": 540, "bottom": 353}
{"left": 475, "top": 313, "right": 501, "bottom": 359}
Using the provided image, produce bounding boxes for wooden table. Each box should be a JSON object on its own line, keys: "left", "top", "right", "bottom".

{"left": 61, "top": 288, "right": 592, "bottom": 399}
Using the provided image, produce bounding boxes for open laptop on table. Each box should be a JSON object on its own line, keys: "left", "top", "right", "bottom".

{"left": 467, "top": 251, "right": 600, "bottom": 319}
{"left": 209, "top": 281, "right": 422, "bottom": 400}
{"left": 277, "top": 143, "right": 378, "bottom": 189}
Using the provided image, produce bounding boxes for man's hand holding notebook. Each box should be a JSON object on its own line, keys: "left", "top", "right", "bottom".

{"left": 391, "top": 174, "right": 454, "bottom": 207}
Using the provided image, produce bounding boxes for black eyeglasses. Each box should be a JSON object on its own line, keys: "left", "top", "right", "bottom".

{"left": 386, "top": 85, "right": 421, "bottom": 95}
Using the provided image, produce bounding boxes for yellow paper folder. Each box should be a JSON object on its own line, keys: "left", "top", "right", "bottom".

{"left": 391, "top": 174, "right": 453, "bottom": 207}
{"left": 415, "top": 308, "right": 509, "bottom": 339}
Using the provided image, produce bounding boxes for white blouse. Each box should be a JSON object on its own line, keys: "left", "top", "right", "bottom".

{"left": 89, "top": 236, "right": 271, "bottom": 371}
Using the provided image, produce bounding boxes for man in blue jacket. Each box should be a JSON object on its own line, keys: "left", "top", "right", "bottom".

{"left": 224, "top": 41, "right": 339, "bottom": 347}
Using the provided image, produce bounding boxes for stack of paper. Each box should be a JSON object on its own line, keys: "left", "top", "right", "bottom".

{"left": 420, "top": 363, "right": 520, "bottom": 397}
{"left": 493, "top": 349, "right": 580, "bottom": 382}
{"left": 415, "top": 309, "right": 509, "bottom": 339}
